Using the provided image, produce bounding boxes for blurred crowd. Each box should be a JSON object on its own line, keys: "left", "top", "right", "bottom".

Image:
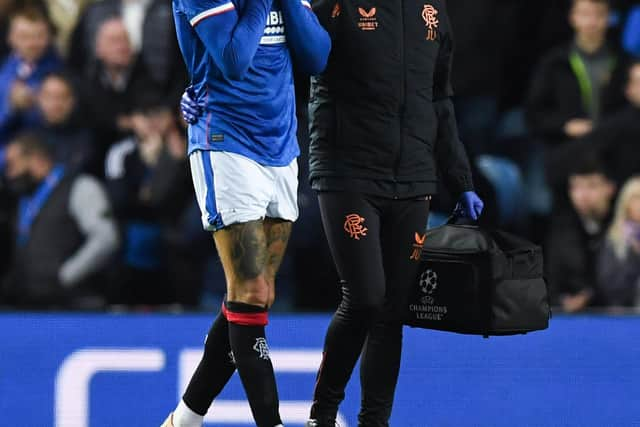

{"left": 0, "top": 0, "right": 639, "bottom": 313}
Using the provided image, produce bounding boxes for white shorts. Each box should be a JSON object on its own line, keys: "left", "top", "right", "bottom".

{"left": 189, "top": 150, "right": 299, "bottom": 231}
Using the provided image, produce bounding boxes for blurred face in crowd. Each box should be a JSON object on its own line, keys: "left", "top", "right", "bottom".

{"left": 131, "top": 106, "right": 175, "bottom": 166}
{"left": 5, "top": 143, "right": 29, "bottom": 181}
{"left": 8, "top": 14, "right": 51, "bottom": 63}
{"left": 0, "top": 0, "right": 15, "bottom": 16}
{"left": 569, "top": 172, "right": 615, "bottom": 220}
{"left": 38, "top": 76, "right": 75, "bottom": 125}
{"left": 626, "top": 193, "right": 640, "bottom": 223}
{"left": 95, "top": 18, "right": 133, "bottom": 69}
{"left": 570, "top": 0, "right": 609, "bottom": 45}
{"left": 626, "top": 64, "right": 640, "bottom": 108}
{"left": 4, "top": 142, "right": 50, "bottom": 194}
{"left": 132, "top": 107, "right": 174, "bottom": 139}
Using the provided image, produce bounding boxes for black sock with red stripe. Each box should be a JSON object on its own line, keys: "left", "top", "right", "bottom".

{"left": 182, "top": 309, "right": 236, "bottom": 415}
{"left": 224, "top": 301, "right": 282, "bottom": 427}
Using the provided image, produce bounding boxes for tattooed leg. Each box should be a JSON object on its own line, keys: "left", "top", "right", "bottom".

{"left": 213, "top": 220, "right": 270, "bottom": 305}
{"left": 214, "top": 219, "right": 283, "bottom": 426}
{"left": 263, "top": 218, "right": 293, "bottom": 307}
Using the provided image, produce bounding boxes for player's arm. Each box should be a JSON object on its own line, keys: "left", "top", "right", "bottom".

{"left": 186, "top": 0, "right": 273, "bottom": 80}
{"left": 281, "top": 0, "right": 331, "bottom": 75}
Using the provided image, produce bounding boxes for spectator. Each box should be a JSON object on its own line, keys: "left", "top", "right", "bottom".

{"left": 561, "top": 61, "right": 640, "bottom": 188}
{"left": 104, "top": 96, "right": 190, "bottom": 306}
{"left": 1, "top": 133, "right": 119, "bottom": 309}
{"left": 80, "top": 17, "right": 159, "bottom": 176}
{"left": 525, "top": 0, "right": 631, "bottom": 218}
{"left": 0, "top": 6, "right": 61, "bottom": 147}
{"left": 546, "top": 157, "right": 616, "bottom": 312}
{"left": 35, "top": 72, "right": 94, "bottom": 174}
{"left": 0, "top": 1, "right": 45, "bottom": 60}
{"left": 68, "top": 0, "right": 186, "bottom": 104}
{"left": 44, "top": 0, "right": 94, "bottom": 56}
{"left": 526, "top": 0, "right": 628, "bottom": 149}
{"left": 597, "top": 176, "right": 640, "bottom": 308}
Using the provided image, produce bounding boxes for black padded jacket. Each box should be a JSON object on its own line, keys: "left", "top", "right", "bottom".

{"left": 308, "top": 0, "right": 474, "bottom": 197}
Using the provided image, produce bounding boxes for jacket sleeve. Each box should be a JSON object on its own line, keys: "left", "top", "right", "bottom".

{"left": 179, "top": 0, "right": 273, "bottom": 81}
{"left": 596, "top": 241, "right": 640, "bottom": 307}
{"left": 60, "top": 175, "right": 119, "bottom": 287}
{"left": 311, "top": 0, "right": 340, "bottom": 37}
{"left": 601, "top": 53, "right": 631, "bottom": 118}
{"left": 308, "top": 72, "right": 334, "bottom": 153}
{"left": 433, "top": 8, "right": 474, "bottom": 196}
{"left": 0, "top": 64, "right": 20, "bottom": 144}
{"left": 524, "top": 55, "right": 570, "bottom": 140}
{"left": 281, "top": 0, "right": 331, "bottom": 75}
{"left": 545, "top": 218, "right": 595, "bottom": 303}
{"left": 147, "top": 149, "right": 190, "bottom": 218}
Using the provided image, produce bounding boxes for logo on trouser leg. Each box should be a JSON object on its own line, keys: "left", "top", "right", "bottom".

{"left": 253, "top": 338, "right": 270, "bottom": 360}
{"left": 228, "top": 350, "right": 236, "bottom": 365}
{"left": 344, "top": 214, "right": 368, "bottom": 240}
{"left": 410, "top": 232, "right": 427, "bottom": 260}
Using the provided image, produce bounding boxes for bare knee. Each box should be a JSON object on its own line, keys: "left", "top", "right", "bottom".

{"left": 227, "top": 276, "right": 271, "bottom": 307}
{"left": 266, "top": 278, "right": 276, "bottom": 308}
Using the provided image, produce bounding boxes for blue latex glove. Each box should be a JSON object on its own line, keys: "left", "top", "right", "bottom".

{"left": 180, "top": 86, "right": 206, "bottom": 124}
{"left": 453, "top": 191, "right": 484, "bottom": 221}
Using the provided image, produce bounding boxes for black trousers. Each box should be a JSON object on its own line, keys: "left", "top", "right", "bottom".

{"left": 312, "top": 191, "right": 430, "bottom": 427}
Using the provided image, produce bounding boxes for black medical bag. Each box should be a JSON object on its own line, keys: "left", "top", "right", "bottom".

{"left": 404, "top": 223, "right": 550, "bottom": 337}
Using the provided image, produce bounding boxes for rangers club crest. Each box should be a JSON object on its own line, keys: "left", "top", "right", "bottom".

{"left": 253, "top": 337, "right": 271, "bottom": 360}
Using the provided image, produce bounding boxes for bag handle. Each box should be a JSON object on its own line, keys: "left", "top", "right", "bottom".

{"left": 446, "top": 214, "right": 478, "bottom": 227}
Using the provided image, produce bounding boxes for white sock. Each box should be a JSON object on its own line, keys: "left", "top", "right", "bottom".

{"left": 172, "top": 399, "right": 204, "bottom": 427}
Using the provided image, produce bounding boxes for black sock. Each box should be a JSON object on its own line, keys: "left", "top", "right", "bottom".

{"left": 225, "top": 301, "right": 282, "bottom": 427}
{"left": 310, "top": 302, "right": 374, "bottom": 423}
{"left": 182, "top": 310, "right": 236, "bottom": 415}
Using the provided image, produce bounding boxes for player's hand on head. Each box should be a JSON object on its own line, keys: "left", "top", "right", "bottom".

{"left": 181, "top": 86, "right": 206, "bottom": 124}
{"left": 453, "top": 191, "right": 484, "bottom": 221}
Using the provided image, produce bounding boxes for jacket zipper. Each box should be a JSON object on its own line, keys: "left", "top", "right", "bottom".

{"left": 393, "top": 0, "right": 406, "bottom": 186}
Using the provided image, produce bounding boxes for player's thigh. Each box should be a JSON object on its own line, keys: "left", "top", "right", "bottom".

{"left": 382, "top": 196, "right": 431, "bottom": 314}
{"left": 318, "top": 192, "right": 386, "bottom": 308}
{"left": 265, "top": 158, "right": 299, "bottom": 224}
{"left": 263, "top": 218, "right": 293, "bottom": 283}
{"left": 213, "top": 220, "right": 270, "bottom": 304}
{"left": 189, "top": 150, "right": 272, "bottom": 232}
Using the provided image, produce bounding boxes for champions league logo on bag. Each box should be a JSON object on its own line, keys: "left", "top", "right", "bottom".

{"left": 409, "top": 268, "right": 448, "bottom": 321}
{"left": 419, "top": 269, "right": 438, "bottom": 303}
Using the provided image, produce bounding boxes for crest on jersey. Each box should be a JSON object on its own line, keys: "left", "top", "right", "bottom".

{"left": 422, "top": 4, "right": 439, "bottom": 41}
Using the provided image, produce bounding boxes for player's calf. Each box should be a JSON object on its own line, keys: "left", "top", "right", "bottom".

{"left": 223, "top": 299, "right": 282, "bottom": 426}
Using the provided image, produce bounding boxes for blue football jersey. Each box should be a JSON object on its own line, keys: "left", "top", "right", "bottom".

{"left": 173, "top": 0, "right": 300, "bottom": 166}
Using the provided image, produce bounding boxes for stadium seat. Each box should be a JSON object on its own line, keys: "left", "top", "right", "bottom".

{"left": 623, "top": 6, "right": 640, "bottom": 57}
{"left": 475, "top": 155, "right": 526, "bottom": 226}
